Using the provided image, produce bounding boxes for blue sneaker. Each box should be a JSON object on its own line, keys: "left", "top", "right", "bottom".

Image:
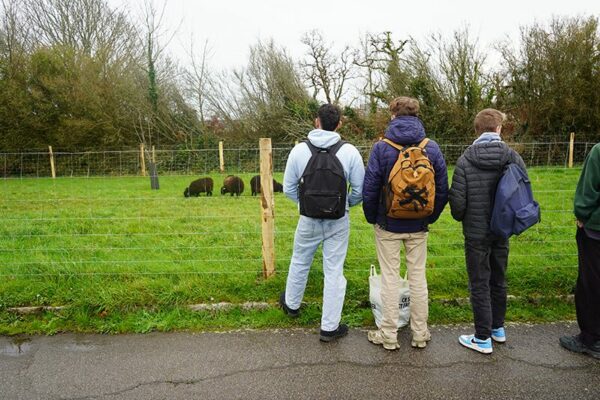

{"left": 459, "top": 334, "right": 493, "bottom": 354}
{"left": 491, "top": 327, "right": 506, "bottom": 343}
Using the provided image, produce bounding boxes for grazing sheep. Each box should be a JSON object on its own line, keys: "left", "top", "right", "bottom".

{"left": 184, "top": 177, "right": 214, "bottom": 197}
{"left": 250, "top": 175, "right": 284, "bottom": 196}
{"left": 221, "top": 175, "right": 245, "bottom": 196}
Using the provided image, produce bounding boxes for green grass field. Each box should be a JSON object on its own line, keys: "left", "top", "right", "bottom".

{"left": 0, "top": 168, "right": 581, "bottom": 334}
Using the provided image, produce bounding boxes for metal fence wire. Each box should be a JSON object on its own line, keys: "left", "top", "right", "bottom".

{"left": 0, "top": 141, "right": 596, "bottom": 178}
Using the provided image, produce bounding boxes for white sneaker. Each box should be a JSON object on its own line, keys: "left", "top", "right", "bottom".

{"left": 491, "top": 327, "right": 506, "bottom": 343}
{"left": 459, "top": 334, "right": 493, "bottom": 354}
{"left": 411, "top": 331, "right": 432, "bottom": 349}
{"left": 368, "top": 330, "right": 400, "bottom": 350}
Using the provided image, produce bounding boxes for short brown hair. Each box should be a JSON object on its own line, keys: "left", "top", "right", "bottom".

{"left": 474, "top": 108, "right": 506, "bottom": 135}
{"left": 389, "top": 96, "right": 420, "bottom": 117}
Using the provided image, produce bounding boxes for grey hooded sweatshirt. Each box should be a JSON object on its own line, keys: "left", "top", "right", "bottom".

{"left": 283, "top": 129, "right": 365, "bottom": 212}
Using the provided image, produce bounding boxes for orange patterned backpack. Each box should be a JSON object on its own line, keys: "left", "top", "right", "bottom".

{"left": 382, "top": 138, "right": 436, "bottom": 219}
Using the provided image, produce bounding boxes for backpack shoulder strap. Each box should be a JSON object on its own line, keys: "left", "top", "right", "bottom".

{"left": 382, "top": 138, "right": 404, "bottom": 152}
{"left": 303, "top": 139, "right": 318, "bottom": 156}
{"left": 328, "top": 140, "right": 347, "bottom": 155}
{"left": 418, "top": 138, "right": 430, "bottom": 149}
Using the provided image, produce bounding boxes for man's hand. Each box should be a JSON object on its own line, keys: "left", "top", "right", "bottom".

{"left": 577, "top": 219, "right": 584, "bottom": 228}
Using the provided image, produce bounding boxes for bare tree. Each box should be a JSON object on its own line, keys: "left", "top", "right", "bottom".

{"left": 186, "top": 38, "right": 211, "bottom": 125}
{"left": 23, "top": 0, "right": 137, "bottom": 60}
{"left": 136, "top": 0, "right": 180, "bottom": 148}
{"left": 352, "top": 31, "right": 410, "bottom": 112}
{"left": 300, "top": 30, "right": 354, "bottom": 104}
{"left": 353, "top": 33, "right": 385, "bottom": 113}
{"left": 205, "top": 40, "right": 312, "bottom": 142}
{"left": 0, "top": 0, "right": 30, "bottom": 70}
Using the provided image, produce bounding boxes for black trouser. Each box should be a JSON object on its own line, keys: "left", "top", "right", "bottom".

{"left": 576, "top": 228, "right": 600, "bottom": 346}
{"left": 465, "top": 237, "right": 509, "bottom": 340}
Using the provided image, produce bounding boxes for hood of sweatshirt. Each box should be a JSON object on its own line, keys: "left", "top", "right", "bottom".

{"left": 307, "top": 129, "right": 342, "bottom": 148}
{"left": 384, "top": 116, "right": 426, "bottom": 145}
{"left": 464, "top": 141, "right": 511, "bottom": 171}
{"left": 473, "top": 132, "right": 502, "bottom": 145}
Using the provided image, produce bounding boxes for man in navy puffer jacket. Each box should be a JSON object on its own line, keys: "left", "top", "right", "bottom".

{"left": 363, "top": 97, "right": 448, "bottom": 350}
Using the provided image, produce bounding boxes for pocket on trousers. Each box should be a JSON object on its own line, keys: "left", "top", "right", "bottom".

{"left": 296, "top": 216, "right": 315, "bottom": 238}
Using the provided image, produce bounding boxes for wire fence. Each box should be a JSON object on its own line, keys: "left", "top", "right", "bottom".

{"left": 0, "top": 141, "right": 596, "bottom": 178}
{"left": 0, "top": 176, "right": 581, "bottom": 280}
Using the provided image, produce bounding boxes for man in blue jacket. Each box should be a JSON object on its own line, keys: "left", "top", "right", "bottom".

{"left": 363, "top": 97, "right": 448, "bottom": 350}
{"left": 280, "top": 104, "right": 365, "bottom": 342}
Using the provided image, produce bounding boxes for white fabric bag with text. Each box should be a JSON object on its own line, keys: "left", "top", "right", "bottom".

{"left": 369, "top": 264, "right": 410, "bottom": 328}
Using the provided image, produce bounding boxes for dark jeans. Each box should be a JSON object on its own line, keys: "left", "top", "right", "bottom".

{"left": 576, "top": 228, "right": 600, "bottom": 346}
{"left": 465, "top": 237, "right": 509, "bottom": 340}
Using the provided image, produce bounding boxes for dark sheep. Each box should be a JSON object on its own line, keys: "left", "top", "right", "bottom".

{"left": 221, "top": 175, "right": 245, "bottom": 196}
{"left": 250, "top": 175, "right": 284, "bottom": 196}
{"left": 184, "top": 177, "right": 214, "bottom": 197}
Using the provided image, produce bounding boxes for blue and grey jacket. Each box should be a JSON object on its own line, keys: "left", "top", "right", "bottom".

{"left": 362, "top": 116, "right": 449, "bottom": 233}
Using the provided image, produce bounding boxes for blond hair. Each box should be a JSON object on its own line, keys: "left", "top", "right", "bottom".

{"left": 389, "top": 96, "right": 420, "bottom": 117}
{"left": 474, "top": 108, "right": 506, "bottom": 135}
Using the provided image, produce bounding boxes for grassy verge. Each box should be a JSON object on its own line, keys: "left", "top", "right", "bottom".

{"left": 0, "top": 168, "right": 580, "bottom": 334}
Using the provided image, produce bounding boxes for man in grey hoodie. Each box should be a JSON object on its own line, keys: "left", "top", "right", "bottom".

{"left": 449, "top": 108, "right": 528, "bottom": 354}
{"left": 280, "top": 104, "right": 365, "bottom": 342}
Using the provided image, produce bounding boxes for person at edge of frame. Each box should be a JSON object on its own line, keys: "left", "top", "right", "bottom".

{"left": 362, "top": 96, "right": 449, "bottom": 350}
{"left": 279, "top": 103, "right": 365, "bottom": 342}
{"left": 449, "top": 108, "right": 529, "bottom": 355}
{"left": 560, "top": 142, "right": 600, "bottom": 359}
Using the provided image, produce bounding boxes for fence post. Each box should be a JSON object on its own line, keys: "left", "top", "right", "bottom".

{"left": 219, "top": 141, "right": 225, "bottom": 173}
{"left": 149, "top": 145, "right": 159, "bottom": 190}
{"left": 568, "top": 132, "right": 575, "bottom": 168}
{"left": 140, "top": 143, "right": 146, "bottom": 176}
{"left": 48, "top": 146, "right": 56, "bottom": 179}
{"left": 259, "top": 138, "right": 276, "bottom": 278}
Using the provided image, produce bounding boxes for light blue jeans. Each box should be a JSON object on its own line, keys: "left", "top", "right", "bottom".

{"left": 285, "top": 214, "right": 350, "bottom": 332}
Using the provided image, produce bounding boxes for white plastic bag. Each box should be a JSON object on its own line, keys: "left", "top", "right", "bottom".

{"left": 369, "top": 264, "right": 410, "bottom": 329}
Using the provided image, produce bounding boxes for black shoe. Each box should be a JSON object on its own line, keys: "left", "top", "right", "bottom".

{"left": 320, "top": 324, "right": 349, "bottom": 342}
{"left": 560, "top": 335, "right": 600, "bottom": 359}
{"left": 279, "top": 292, "right": 299, "bottom": 318}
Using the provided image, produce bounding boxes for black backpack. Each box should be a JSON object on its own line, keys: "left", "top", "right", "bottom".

{"left": 299, "top": 140, "right": 347, "bottom": 219}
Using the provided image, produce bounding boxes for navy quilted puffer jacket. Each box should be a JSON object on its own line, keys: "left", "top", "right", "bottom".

{"left": 362, "top": 116, "right": 449, "bottom": 233}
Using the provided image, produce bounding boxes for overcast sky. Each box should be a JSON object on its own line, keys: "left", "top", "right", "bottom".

{"left": 108, "top": 0, "right": 600, "bottom": 70}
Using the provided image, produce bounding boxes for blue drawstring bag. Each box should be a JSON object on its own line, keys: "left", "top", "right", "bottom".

{"left": 490, "top": 163, "right": 541, "bottom": 239}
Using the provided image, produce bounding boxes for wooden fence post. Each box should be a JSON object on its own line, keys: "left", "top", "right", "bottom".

{"left": 140, "top": 143, "right": 146, "bottom": 176}
{"left": 568, "top": 132, "right": 575, "bottom": 168}
{"left": 259, "top": 138, "right": 276, "bottom": 278}
{"left": 48, "top": 146, "right": 56, "bottom": 179}
{"left": 152, "top": 145, "right": 156, "bottom": 163}
{"left": 219, "top": 141, "right": 225, "bottom": 173}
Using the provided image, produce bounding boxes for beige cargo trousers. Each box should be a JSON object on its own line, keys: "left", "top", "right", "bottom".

{"left": 374, "top": 224, "right": 430, "bottom": 342}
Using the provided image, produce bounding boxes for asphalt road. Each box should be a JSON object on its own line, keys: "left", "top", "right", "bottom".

{"left": 1, "top": 322, "right": 598, "bottom": 400}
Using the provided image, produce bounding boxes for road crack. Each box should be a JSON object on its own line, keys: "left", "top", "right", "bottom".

{"left": 60, "top": 356, "right": 598, "bottom": 399}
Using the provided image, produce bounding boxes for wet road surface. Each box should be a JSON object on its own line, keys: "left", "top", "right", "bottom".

{"left": 1, "top": 322, "right": 599, "bottom": 399}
